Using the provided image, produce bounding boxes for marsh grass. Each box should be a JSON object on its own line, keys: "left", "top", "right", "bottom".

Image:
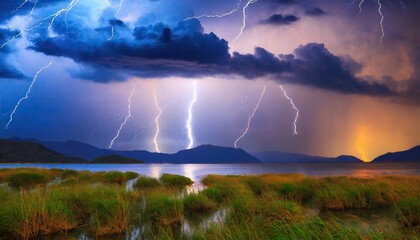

{"left": 183, "top": 193, "right": 217, "bottom": 214}
{"left": 0, "top": 189, "right": 77, "bottom": 239}
{"left": 0, "top": 182, "right": 135, "bottom": 239}
{"left": 125, "top": 171, "right": 139, "bottom": 180}
{"left": 0, "top": 168, "right": 418, "bottom": 239}
{"left": 7, "top": 172, "right": 51, "bottom": 189}
{"left": 103, "top": 171, "right": 127, "bottom": 185}
{"left": 395, "top": 197, "right": 420, "bottom": 228}
{"left": 0, "top": 168, "right": 59, "bottom": 183}
{"left": 134, "top": 175, "right": 161, "bottom": 190}
{"left": 159, "top": 173, "right": 194, "bottom": 187}
{"left": 144, "top": 194, "right": 184, "bottom": 226}
{"left": 90, "top": 196, "right": 131, "bottom": 236}
{"left": 60, "top": 169, "right": 78, "bottom": 179}
{"left": 73, "top": 170, "right": 104, "bottom": 183}
{"left": 203, "top": 174, "right": 419, "bottom": 211}
{"left": 0, "top": 186, "right": 12, "bottom": 202}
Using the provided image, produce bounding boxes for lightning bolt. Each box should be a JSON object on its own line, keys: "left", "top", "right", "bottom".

{"left": 108, "top": 0, "right": 124, "bottom": 41}
{"left": 153, "top": 88, "right": 162, "bottom": 153}
{"left": 279, "top": 84, "right": 299, "bottom": 135}
{"left": 1, "top": 28, "right": 27, "bottom": 49}
{"left": 5, "top": 61, "right": 53, "bottom": 130}
{"left": 11, "top": 0, "right": 29, "bottom": 14}
{"left": 29, "top": 0, "right": 39, "bottom": 16}
{"left": 46, "top": 0, "right": 78, "bottom": 32}
{"left": 376, "top": 0, "right": 385, "bottom": 45}
{"left": 185, "top": 0, "right": 242, "bottom": 20}
{"left": 129, "top": 89, "right": 183, "bottom": 145}
{"left": 186, "top": 81, "right": 198, "bottom": 149}
{"left": 232, "top": 0, "right": 258, "bottom": 43}
{"left": 357, "top": 0, "right": 385, "bottom": 45}
{"left": 1, "top": 0, "right": 78, "bottom": 49}
{"left": 234, "top": 84, "right": 266, "bottom": 148}
{"left": 108, "top": 85, "right": 136, "bottom": 149}
{"left": 358, "top": 0, "right": 366, "bottom": 14}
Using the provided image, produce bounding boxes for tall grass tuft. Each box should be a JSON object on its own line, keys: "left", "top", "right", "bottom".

{"left": 125, "top": 171, "right": 139, "bottom": 180}
{"left": 395, "top": 197, "right": 420, "bottom": 228}
{"left": 159, "top": 173, "right": 193, "bottom": 187}
{"left": 103, "top": 171, "right": 127, "bottom": 185}
{"left": 183, "top": 193, "right": 217, "bottom": 214}
{"left": 90, "top": 196, "right": 131, "bottom": 236}
{"left": 7, "top": 172, "right": 50, "bottom": 189}
{"left": 134, "top": 175, "right": 161, "bottom": 189}
{"left": 0, "top": 190, "right": 77, "bottom": 239}
{"left": 144, "top": 195, "right": 184, "bottom": 226}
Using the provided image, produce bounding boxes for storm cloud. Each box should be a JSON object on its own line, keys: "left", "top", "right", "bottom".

{"left": 27, "top": 15, "right": 393, "bottom": 96}
{"left": 0, "top": 0, "right": 70, "bottom": 23}
{"left": 305, "top": 7, "right": 326, "bottom": 16}
{"left": 0, "top": 29, "right": 26, "bottom": 79}
{"left": 260, "top": 14, "right": 299, "bottom": 25}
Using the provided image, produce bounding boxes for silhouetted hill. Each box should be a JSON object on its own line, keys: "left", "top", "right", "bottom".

{"left": 90, "top": 154, "right": 144, "bottom": 164}
{"left": 335, "top": 155, "right": 364, "bottom": 163}
{"left": 172, "top": 145, "right": 260, "bottom": 163}
{"left": 372, "top": 146, "right": 420, "bottom": 162}
{"left": 253, "top": 151, "right": 363, "bottom": 163}
{"left": 0, "top": 139, "right": 86, "bottom": 163}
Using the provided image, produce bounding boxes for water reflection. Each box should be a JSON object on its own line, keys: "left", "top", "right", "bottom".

{"left": 72, "top": 205, "right": 228, "bottom": 239}
{"left": 150, "top": 164, "right": 161, "bottom": 179}
{"left": 182, "top": 164, "right": 205, "bottom": 193}
{"left": 182, "top": 208, "right": 228, "bottom": 237}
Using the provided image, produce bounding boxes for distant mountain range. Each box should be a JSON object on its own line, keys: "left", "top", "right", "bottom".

{"left": 40, "top": 140, "right": 260, "bottom": 163}
{"left": 2, "top": 139, "right": 260, "bottom": 164}
{"left": 253, "top": 151, "right": 363, "bottom": 163}
{"left": 1, "top": 138, "right": 419, "bottom": 164}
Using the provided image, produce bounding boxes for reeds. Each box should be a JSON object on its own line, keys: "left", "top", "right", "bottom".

{"left": 0, "top": 168, "right": 418, "bottom": 239}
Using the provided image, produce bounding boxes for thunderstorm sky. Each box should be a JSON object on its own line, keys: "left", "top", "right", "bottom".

{"left": 0, "top": 0, "right": 419, "bottom": 161}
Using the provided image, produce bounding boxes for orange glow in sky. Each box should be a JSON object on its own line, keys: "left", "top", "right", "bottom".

{"left": 355, "top": 126, "right": 369, "bottom": 162}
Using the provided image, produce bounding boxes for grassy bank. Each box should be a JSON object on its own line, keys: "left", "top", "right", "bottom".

{"left": 0, "top": 168, "right": 418, "bottom": 239}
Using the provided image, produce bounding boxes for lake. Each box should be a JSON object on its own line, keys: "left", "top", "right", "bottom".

{"left": 1, "top": 162, "right": 419, "bottom": 184}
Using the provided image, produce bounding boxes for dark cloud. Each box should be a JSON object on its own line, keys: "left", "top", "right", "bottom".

{"left": 305, "top": 7, "right": 326, "bottom": 16}
{"left": 401, "top": 46, "right": 420, "bottom": 104}
{"left": 286, "top": 43, "right": 392, "bottom": 95}
{"left": 28, "top": 17, "right": 392, "bottom": 96}
{"left": 0, "top": 61, "right": 26, "bottom": 79}
{"left": 69, "top": 65, "right": 127, "bottom": 83}
{"left": 229, "top": 48, "right": 290, "bottom": 78}
{"left": 260, "top": 14, "right": 299, "bottom": 25}
{"left": 0, "top": 1, "right": 33, "bottom": 23}
{"left": 0, "top": 29, "right": 26, "bottom": 79}
{"left": 30, "top": 19, "right": 230, "bottom": 65}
